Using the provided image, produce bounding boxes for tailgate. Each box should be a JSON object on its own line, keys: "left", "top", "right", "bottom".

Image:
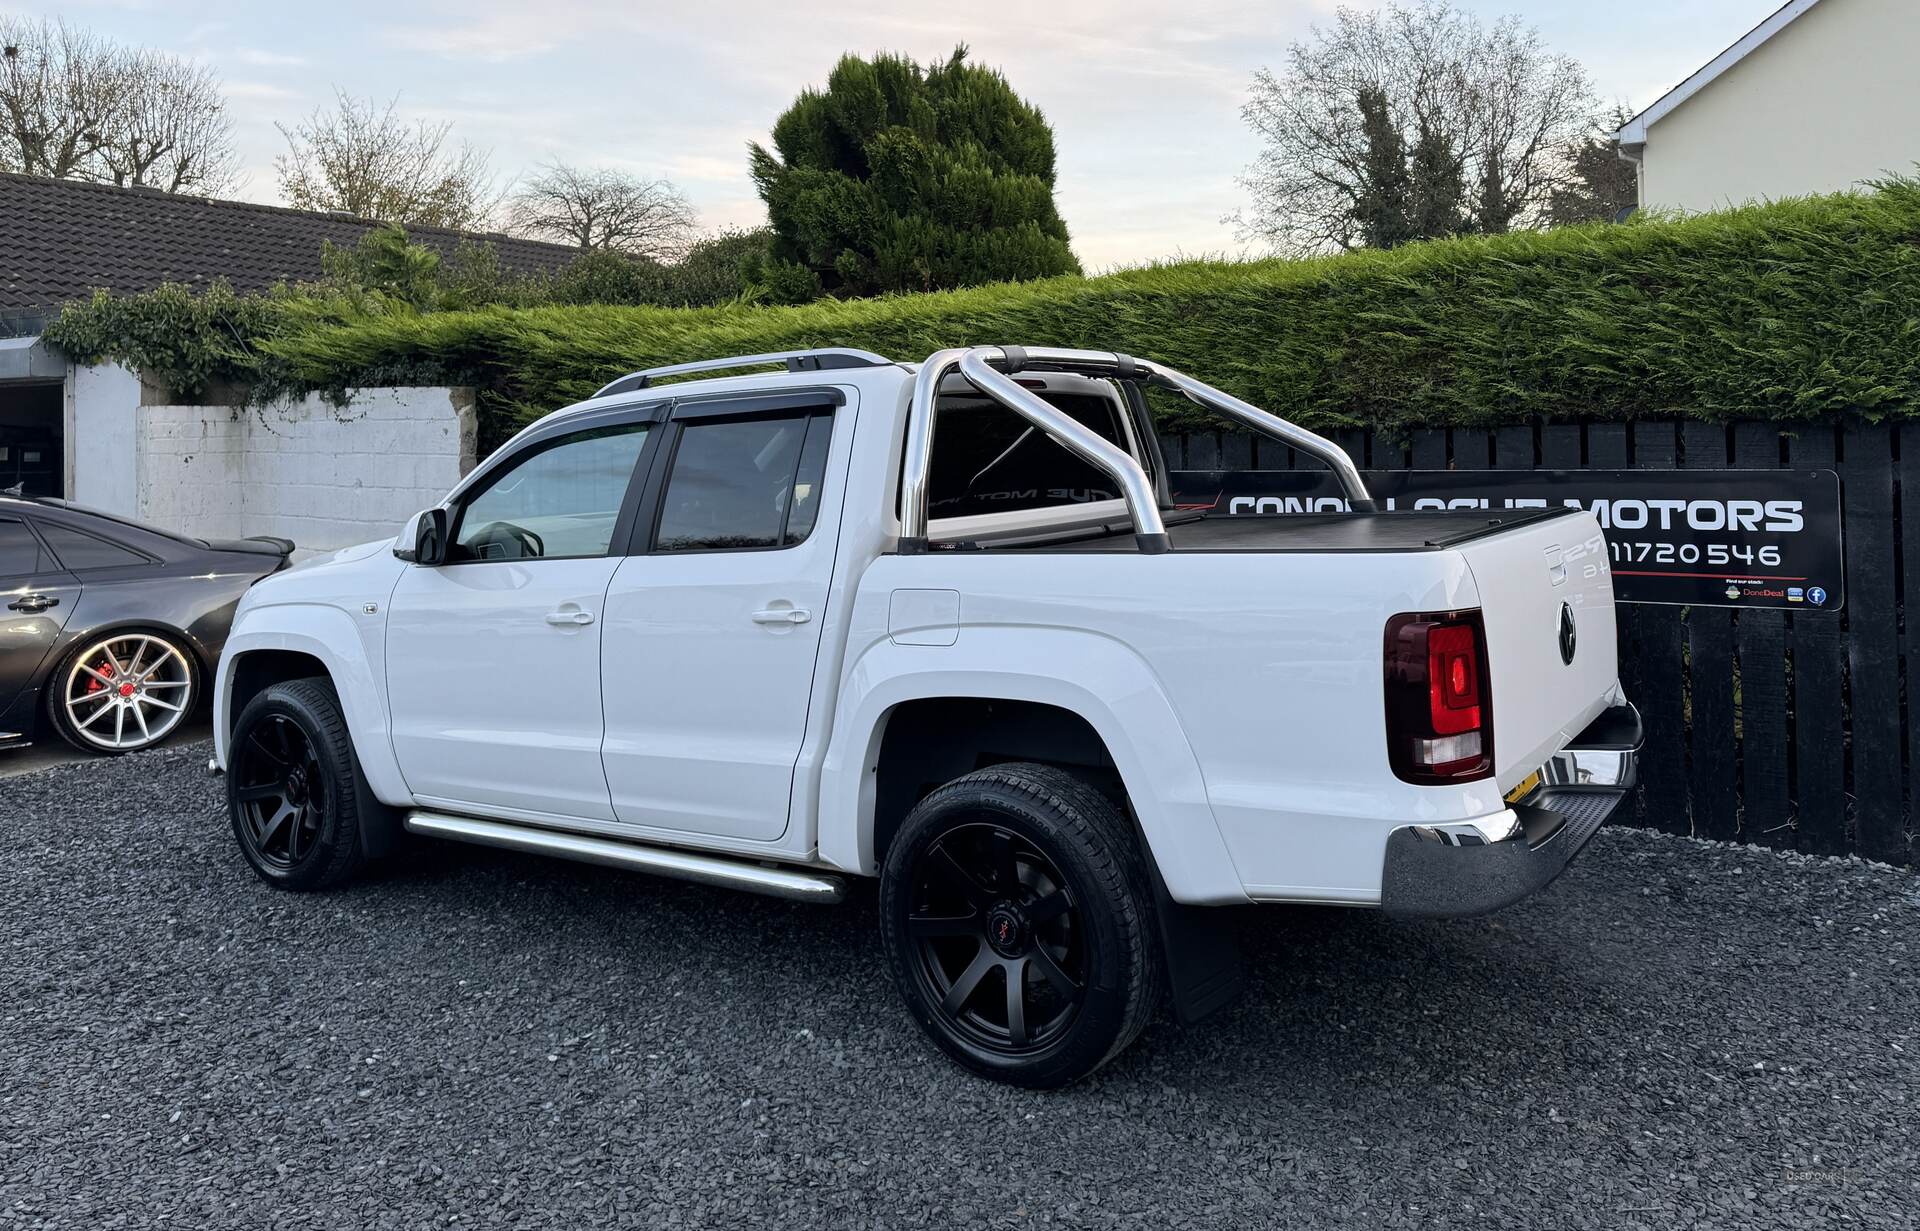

{"left": 1455, "top": 509, "right": 1618, "bottom": 787}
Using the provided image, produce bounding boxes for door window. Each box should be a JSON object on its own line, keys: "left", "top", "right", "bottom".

{"left": 654, "top": 412, "right": 834, "bottom": 552}
{"left": 0, "top": 519, "right": 43, "bottom": 578}
{"left": 451, "top": 423, "right": 651, "bottom": 562}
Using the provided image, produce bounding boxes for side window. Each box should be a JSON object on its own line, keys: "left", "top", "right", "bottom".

{"left": 37, "top": 522, "right": 147, "bottom": 571}
{"left": 0, "top": 518, "right": 44, "bottom": 578}
{"left": 654, "top": 411, "right": 834, "bottom": 552}
{"left": 926, "top": 391, "right": 1127, "bottom": 520}
{"left": 451, "top": 423, "right": 650, "bottom": 563}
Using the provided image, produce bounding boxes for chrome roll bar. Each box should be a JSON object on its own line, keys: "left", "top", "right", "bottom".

{"left": 1136, "top": 364, "right": 1375, "bottom": 513}
{"left": 900, "top": 347, "right": 972, "bottom": 552}
{"left": 899, "top": 345, "right": 1375, "bottom": 553}
{"left": 958, "top": 350, "right": 1170, "bottom": 553}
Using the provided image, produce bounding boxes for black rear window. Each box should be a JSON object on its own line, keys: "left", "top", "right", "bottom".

{"left": 38, "top": 522, "right": 149, "bottom": 570}
{"left": 927, "top": 392, "right": 1128, "bottom": 520}
{"left": 31, "top": 498, "right": 206, "bottom": 550}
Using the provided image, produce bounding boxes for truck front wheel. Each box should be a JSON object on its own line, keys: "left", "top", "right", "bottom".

{"left": 879, "top": 762, "right": 1163, "bottom": 1088}
{"left": 227, "top": 678, "right": 380, "bottom": 891}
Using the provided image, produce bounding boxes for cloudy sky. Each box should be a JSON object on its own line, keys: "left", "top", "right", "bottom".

{"left": 31, "top": 0, "right": 1785, "bottom": 269}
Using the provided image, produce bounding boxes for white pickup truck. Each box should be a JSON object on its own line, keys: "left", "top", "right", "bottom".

{"left": 213, "top": 345, "right": 1640, "bottom": 1087}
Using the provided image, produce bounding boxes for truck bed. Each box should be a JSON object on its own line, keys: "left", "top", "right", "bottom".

{"left": 997, "top": 506, "right": 1581, "bottom": 553}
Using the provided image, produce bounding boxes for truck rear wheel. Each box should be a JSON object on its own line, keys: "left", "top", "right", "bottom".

{"left": 879, "top": 762, "right": 1162, "bottom": 1088}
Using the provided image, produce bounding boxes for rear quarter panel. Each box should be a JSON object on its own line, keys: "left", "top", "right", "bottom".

{"left": 826, "top": 547, "right": 1518, "bottom": 904}
{"left": 60, "top": 556, "right": 269, "bottom": 683}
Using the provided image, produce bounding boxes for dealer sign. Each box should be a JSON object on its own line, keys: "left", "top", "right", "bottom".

{"left": 1168, "top": 469, "right": 1844, "bottom": 611}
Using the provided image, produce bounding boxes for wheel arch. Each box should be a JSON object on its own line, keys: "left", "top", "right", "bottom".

{"left": 226, "top": 648, "right": 332, "bottom": 730}
{"left": 214, "top": 605, "right": 410, "bottom": 805}
{"left": 868, "top": 697, "right": 1122, "bottom": 867}
{"left": 815, "top": 631, "right": 1247, "bottom": 905}
{"left": 48, "top": 618, "right": 212, "bottom": 684}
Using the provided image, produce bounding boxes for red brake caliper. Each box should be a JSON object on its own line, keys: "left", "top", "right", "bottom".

{"left": 87, "top": 661, "right": 113, "bottom": 695}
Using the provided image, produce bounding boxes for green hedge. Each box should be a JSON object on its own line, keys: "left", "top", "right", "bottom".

{"left": 50, "top": 183, "right": 1920, "bottom": 449}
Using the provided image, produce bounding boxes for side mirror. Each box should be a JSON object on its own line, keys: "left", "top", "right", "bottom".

{"left": 393, "top": 508, "right": 449, "bottom": 565}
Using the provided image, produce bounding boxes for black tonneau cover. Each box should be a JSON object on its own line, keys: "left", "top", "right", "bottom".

{"left": 998, "top": 506, "right": 1579, "bottom": 553}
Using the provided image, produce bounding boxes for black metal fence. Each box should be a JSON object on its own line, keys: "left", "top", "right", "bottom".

{"left": 1160, "top": 419, "right": 1913, "bottom": 866}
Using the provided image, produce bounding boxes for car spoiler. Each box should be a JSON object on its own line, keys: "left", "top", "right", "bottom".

{"left": 207, "top": 535, "right": 296, "bottom": 557}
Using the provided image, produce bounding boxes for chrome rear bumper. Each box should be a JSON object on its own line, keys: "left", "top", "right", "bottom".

{"left": 1381, "top": 702, "right": 1643, "bottom": 917}
{"left": 1544, "top": 702, "right": 1639, "bottom": 791}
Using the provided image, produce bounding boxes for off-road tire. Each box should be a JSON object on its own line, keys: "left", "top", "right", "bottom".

{"left": 227, "top": 677, "right": 382, "bottom": 891}
{"left": 879, "top": 762, "right": 1163, "bottom": 1088}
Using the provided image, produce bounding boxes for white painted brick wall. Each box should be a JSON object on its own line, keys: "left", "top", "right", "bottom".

{"left": 68, "top": 362, "right": 141, "bottom": 514}
{"left": 135, "top": 387, "right": 477, "bottom": 552}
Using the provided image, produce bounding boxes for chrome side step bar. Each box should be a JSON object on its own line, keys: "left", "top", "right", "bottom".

{"left": 402, "top": 811, "right": 846, "bottom": 904}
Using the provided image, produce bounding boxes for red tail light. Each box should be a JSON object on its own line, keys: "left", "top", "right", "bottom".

{"left": 1384, "top": 610, "right": 1493, "bottom": 784}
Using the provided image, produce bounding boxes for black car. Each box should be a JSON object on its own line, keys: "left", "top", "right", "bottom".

{"left": 0, "top": 490, "right": 291, "bottom": 756}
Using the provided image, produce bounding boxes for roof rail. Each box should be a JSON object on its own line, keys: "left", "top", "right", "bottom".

{"left": 592, "top": 348, "right": 895, "bottom": 399}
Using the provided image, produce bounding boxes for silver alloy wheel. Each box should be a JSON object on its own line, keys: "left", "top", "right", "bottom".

{"left": 60, "top": 633, "right": 194, "bottom": 752}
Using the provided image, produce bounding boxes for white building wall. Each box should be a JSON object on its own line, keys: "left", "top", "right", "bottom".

{"left": 66, "top": 362, "right": 140, "bottom": 513}
{"left": 1639, "top": 0, "right": 1920, "bottom": 213}
{"left": 135, "top": 387, "right": 477, "bottom": 551}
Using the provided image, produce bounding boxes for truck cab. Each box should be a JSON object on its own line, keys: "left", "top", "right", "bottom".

{"left": 212, "top": 345, "right": 1640, "bottom": 1088}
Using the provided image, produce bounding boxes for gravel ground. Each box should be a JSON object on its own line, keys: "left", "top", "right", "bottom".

{"left": 2, "top": 742, "right": 1914, "bottom": 1230}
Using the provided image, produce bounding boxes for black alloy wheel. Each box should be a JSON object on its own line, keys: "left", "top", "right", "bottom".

{"left": 905, "top": 822, "right": 1088, "bottom": 1054}
{"left": 880, "top": 762, "right": 1162, "bottom": 1088}
{"left": 226, "top": 678, "right": 376, "bottom": 890}
{"left": 233, "top": 714, "right": 327, "bottom": 870}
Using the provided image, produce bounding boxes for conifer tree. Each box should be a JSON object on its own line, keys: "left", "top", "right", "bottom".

{"left": 749, "top": 46, "right": 1079, "bottom": 298}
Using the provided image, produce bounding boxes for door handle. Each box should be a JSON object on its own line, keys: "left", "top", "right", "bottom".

{"left": 544, "top": 608, "right": 595, "bottom": 626}
{"left": 6, "top": 594, "right": 57, "bottom": 614}
{"left": 752, "top": 608, "right": 811, "bottom": 625}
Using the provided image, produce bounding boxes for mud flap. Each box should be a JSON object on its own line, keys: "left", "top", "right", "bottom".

{"left": 1146, "top": 859, "right": 1244, "bottom": 1026}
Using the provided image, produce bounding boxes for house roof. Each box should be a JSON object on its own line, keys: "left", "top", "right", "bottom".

{"left": 1614, "top": 0, "right": 1825, "bottom": 148}
{"left": 0, "top": 171, "right": 581, "bottom": 313}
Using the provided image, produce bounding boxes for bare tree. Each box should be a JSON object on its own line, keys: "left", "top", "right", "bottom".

{"left": 0, "top": 17, "right": 239, "bottom": 194}
{"left": 276, "top": 90, "right": 499, "bottom": 229}
{"left": 1233, "top": 1, "right": 1597, "bottom": 253}
{"left": 96, "top": 49, "right": 240, "bottom": 194}
{"left": 508, "top": 162, "right": 697, "bottom": 258}
{"left": 0, "top": 17, "right": 129, "bottom": 180}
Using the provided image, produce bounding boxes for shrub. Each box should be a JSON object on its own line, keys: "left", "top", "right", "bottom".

{"left": 43, "top": 282, "right": 336, "bottom": 398}
{"left": 50, "top": 184, "right": 1920, "bottom": 451}
{"left": 672, "top": 229, "right": 773, "bottom": 306}
{"left": 750, "top": 46, "right": 1080, "bottom": 297}
{"left": 42, "top": 227, "right": 775, "bottom": 399}
{"left": 536, "top": 229, "right": 768, "bottom": 308}
{"left": 258, "top": 185, "right": 1920, "bottom": 446}
{"left": 319, "top": 224, "right": 449, "bottom": 311}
